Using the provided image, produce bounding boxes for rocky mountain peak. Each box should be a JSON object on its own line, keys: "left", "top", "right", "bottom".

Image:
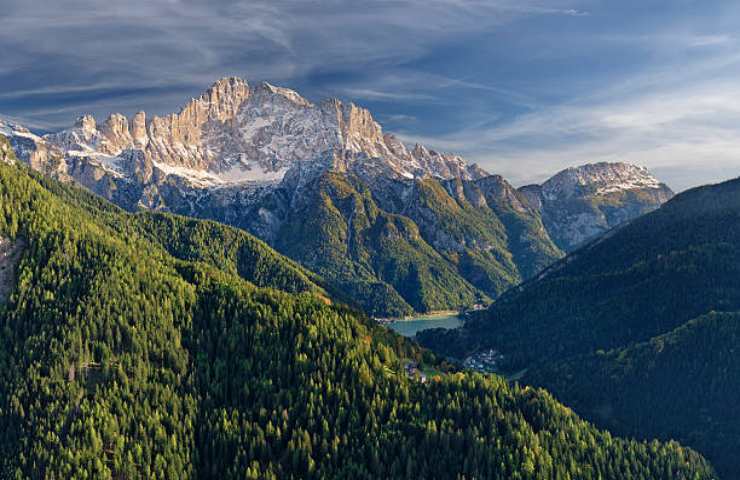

{"left": 74, "top": 114, "right": 97, "bottom": 137}
{"left": 411, "top": 143, "right": 430, "bottom": 157}
{"left": 522, "top": 162, "right": 674, "bottom": 251}
{"left": 542, "top": 162, "right": 664, "bottom": 200}
{"left": 198, "top": 76, "right": 250, "bottom": 120}
{"left": 336, "top": 101, "right": 386, "bottom": 155}
{"left": 130, "top": 111, "right": 148, "bottom": 148}
{"left": 255, "top": 81, "right": 312, "bottom": 107}
{"left": 101, "top": 114, "right": 130, "bottom": 148}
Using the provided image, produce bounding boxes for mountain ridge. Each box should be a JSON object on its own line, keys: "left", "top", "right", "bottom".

{"left": 519, "top": 162, "right": 674, "bottom": 250}
{"left": 33, "top": 76, "right": 486, "bottom": 186}
{"left": 0, "top": 78, "right": 673, "bottom": 315}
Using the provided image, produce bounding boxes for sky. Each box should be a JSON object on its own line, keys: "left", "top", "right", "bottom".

{"left": 2, "top": 0, "right": 740, "bottom": 191}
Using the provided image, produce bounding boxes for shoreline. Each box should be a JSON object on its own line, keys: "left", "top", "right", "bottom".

{"left": 387, "top": 310, "right": 461, "bottom": 323}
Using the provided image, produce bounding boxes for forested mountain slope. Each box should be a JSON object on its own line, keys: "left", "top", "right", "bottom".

{"left": 529, "top": 312, "right": 740, "bottom": 478}
{"left": 420, "top": 175, "right": 740, "bottom": 478}
{"left": 0, "top": 133, "right": 715, "bottom": 479}
{"left": 30, "top": 168, "right": 326, "bottom": 298}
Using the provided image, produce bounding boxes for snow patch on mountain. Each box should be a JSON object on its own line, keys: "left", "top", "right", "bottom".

{"left": 521, "top": 162, "right": 674, "bottom": 251}
{"left": 153, "top": 160, "right": 288, "bottom": 187}
{"left": 542, "top": 162, "right": 664, "bottom": 200}
{"left": 29, "top": 77, "right": 487, "bottom": 190}
{"left": 0, "top": 118, "right": 44, "bottom": 143}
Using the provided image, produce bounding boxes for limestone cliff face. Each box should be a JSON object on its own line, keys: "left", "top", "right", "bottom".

{"left": 337, "top": 101, "right": 387, "bottom": 155}
{"left": 100, "top": 113, "right": 132, "bottom": 154}
{"left": 145, "top": 77, "right": 250, "bottom": 170}
{"left": 131, "top": 111, "right": 149, "bottom": 148}
{"left": 520, "top": 162, "right": 675, "bottom": 251}
{"left": 0, "top": 135, "right": 14, "bottom": 165}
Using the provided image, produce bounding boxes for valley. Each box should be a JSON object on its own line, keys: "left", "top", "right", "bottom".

{"left": 3, "top": 2, "right": 737, "bottom": 478}
{"left": 419, "top": 175, "right": 740, "bottom": 478}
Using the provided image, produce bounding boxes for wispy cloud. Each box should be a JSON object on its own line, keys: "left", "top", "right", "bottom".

{"left": 0, "top": 0, "right": 585, "bottom": 127}
{"left": 341, "top": 88, "right": 436, "bottom": 102}
{"left": 399, "top": 73, "right": 740, "bottom": 191}
{"left": 2, "top": 0, "right": 740, "bottom": 191}
{"left": 562, "top": 9, "right": 589, "bottom": 16}
{"left": 688, "top": 34, "right": 734, "bottom": 48}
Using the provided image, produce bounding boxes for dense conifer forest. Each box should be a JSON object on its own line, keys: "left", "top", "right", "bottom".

{"left": 0, "top": 137, "right": 717, "bottom": 478}
{"left": 420, "top": 176, "right": 740, "bottom": 478}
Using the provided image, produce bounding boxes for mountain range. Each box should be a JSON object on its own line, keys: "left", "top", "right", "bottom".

{"left": 0, "top": 77, "right": 673, "bottom": 316}
{"left": 419, "top": 174, "right": 740, "bottom": 478}
{"left": 0, "top": 135, "right": 715, "bottom": 479}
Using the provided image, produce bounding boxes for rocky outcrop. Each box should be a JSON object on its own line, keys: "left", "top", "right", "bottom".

{"left": 0, "top": 237, "right": 24, "bottom": 302}
{"left": 520, "top": 162, "right": 674, "bottom": 251}
{"left": 0, "top": 135, "right": 14, "bottom": 165}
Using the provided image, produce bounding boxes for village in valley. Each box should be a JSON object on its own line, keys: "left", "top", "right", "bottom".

{"left": 380, "top": 303, "right": 503, "bottom": 381}
{"left": 462, "top": 348, "right": 504, "bottom": 373}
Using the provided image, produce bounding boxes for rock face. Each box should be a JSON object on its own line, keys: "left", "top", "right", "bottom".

{"left": 520, "top": 162, "right": 674, "bottom": 251}
{"left": 0, "top": 135, "right": 14, "bottom": 165}
{"left": 0, "top": 237, "right": 24, "bottom": 303}
{"left": 30, "top": 77, "right": 485, "bottom": 192}
{"left": 0, "top": 78, "right": 673, "bottom": 315}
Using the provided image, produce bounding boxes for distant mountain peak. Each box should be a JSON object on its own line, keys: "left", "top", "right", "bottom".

{"left": 74, "top": 114, "right": 97, "bottom": 132}
{"left": 543, "top": 162, "right": 665, "bottom": 199}
{"left": 520, "top": 162, "right": 674, "bottom": 250}
{"left": 209, "top": 75, "right": 248, "bottom": 90}
{"left": 255, "top": 81, "right": 312, "bottom": 107}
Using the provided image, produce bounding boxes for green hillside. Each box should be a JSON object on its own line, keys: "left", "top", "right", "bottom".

{"left": 420, "top": 176, "right": 740, "bottom": 477}
{"left": 30, "top": 171, "right": 326, "bottom": 298}
{"left": 270, "top": 172, "right": 563, "bottom": 317}
{"left": 529, "top": 312, "right": 740, "bottom": 478}
{"left": 0, "top": 135, "right": 716, "bottom": 479}
{"left": 275, "top": 173, "right": 485, "bottom": 316}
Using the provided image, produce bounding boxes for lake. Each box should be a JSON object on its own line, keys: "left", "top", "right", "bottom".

{"left": 388, "top": 313, "right": 463, "bottom": 337}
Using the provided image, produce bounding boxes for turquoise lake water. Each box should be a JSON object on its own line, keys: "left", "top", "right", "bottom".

{"left": 388, "top": 314, "right": 463, "bottom": 337}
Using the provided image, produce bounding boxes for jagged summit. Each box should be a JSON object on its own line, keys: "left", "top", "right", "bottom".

{"left": 24, "top": 76, "right": 486, "bottom": 186}
{"left": 190, "top": 76, "right": 250, "bottom": 119}
{"left": 256, "top": 81, "right": 312, "bottom": 107}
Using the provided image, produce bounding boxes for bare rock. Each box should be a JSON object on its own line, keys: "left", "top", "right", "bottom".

{"left": 0, "top": 237, "right": 24, "bottom": 303}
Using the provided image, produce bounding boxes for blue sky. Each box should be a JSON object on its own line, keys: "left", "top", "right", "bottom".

{"left": 2, "top": 0, "right": 740, "bottom": 190}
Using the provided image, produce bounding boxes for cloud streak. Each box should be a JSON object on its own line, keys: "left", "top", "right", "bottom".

{"left": 400, "top": 72, "right": 740, "bottom": 191}
{"left": 2, "top": 0, "right": 740, "bottom": 190}
{"left": 0, "top": 0, "right": 585, "bottom": 124}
